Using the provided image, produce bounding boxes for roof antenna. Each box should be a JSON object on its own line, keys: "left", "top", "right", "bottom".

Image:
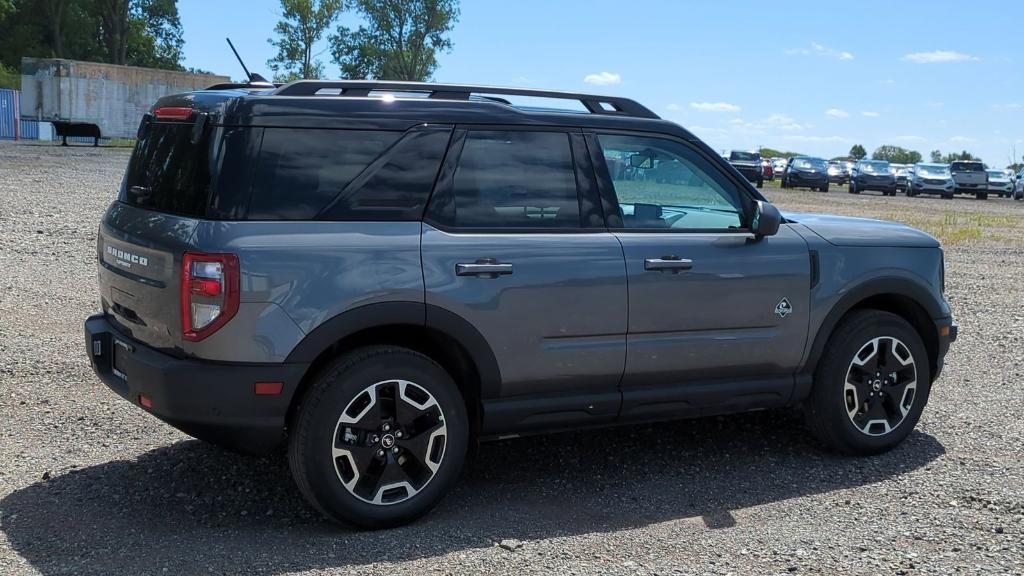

{"left": 226, "top": 37, "right": 271, "bottom": 84}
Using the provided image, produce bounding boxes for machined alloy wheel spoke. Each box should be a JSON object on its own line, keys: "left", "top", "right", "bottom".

{"left": 844, "top": 336, "right": 917, "bottom": 437}
{"left": 332, "top": 379, "right": 447, "bottom": 506}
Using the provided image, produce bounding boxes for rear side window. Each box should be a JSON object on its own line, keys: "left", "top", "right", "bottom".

{"left": 320, "top": 128, "right": 452, "bottom": 221}
{"left": 446, "top": 130, "right": 580, "bottom": 228}
{"left": 247, "top": 129, "right": 400, "bottom": 220}
{"left": 122, "top": 123, "right": 212, "bottom": 217}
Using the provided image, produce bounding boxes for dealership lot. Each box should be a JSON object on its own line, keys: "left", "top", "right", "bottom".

{"left": 0, "top": 143, "right": 1022, "bottom": 575}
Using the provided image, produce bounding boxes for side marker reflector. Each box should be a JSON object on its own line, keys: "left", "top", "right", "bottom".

{"left": 139, "top": 395, "right": 153, "bottom": 409}
{"left": 254, "top": 382, "right": 284, "bottom": 396}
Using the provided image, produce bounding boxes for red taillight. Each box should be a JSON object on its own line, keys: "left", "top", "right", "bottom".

{"left": 154, "top": 106, "right": 193, "bottom": 121}
{"left": 254, "top": 382, "right": 284, "bottom": 396}
{"left": 181, "top": 252, "right": 240, "bottom": 342}
{"left": 139, "top": 395, "right": 153, "bottom": 409}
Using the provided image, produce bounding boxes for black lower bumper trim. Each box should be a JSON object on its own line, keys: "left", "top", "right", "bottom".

{"left": 84, "top": 314, "right": 309, "bottom": 454}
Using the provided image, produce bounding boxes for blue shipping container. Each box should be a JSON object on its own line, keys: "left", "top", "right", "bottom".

{"left": 20, "top": 119, "right": 39, "bottom": 139}
{"left": 0, "top": 88, "right": 18, "bottom": 140}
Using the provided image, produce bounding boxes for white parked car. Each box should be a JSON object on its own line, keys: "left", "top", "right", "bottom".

{"left": 987, "top": 170, "right": 1013, "bottom": 198}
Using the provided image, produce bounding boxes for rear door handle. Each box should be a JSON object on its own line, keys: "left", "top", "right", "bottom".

{"left": 456, "top": 260, "right": 514, "bottom": 277}
{"left": 644, "top": 257, "right": 693, "bottom": 272}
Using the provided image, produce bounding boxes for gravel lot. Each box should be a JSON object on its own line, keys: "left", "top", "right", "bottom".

{"left": 1, "top": 142, "right": 1022, "bottom": 576}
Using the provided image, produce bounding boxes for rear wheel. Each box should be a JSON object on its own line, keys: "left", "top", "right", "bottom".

{"left": 848, "top": 182, "right": 858, "bottom": 194}
{"left": 976, "top": 191, "right": 988, "bottom": 200}
{"left": 943, "top": 191, "right": 954, "bottom": 200}
{"left": 821, "top": 184, "right": 830, "bottom": 193}
{"left": 757, "top": 177, "right": 764, "bottom": 188}
{"left": 804, "top": 310, "right": 930, "bottom": 455}
{"left": 288, "top": 346, "right": 468, "bottom": 528}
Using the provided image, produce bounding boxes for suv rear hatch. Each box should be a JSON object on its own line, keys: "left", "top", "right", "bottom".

{"left": 951, "top": 161, "right": 987, "bottom": 187}
{"left": 98, "top": 101, "right": 228, "bottom": 352}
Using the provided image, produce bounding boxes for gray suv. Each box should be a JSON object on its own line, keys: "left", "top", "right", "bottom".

{"left": 84, "top": 80, "right": 957, "bottom": 528}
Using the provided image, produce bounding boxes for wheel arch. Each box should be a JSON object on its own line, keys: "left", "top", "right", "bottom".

{"left": 796, "top": 277, "right": 943, "bottom": 401}
{"left": 283, "top": 302, "right": 501, "bottom": 436}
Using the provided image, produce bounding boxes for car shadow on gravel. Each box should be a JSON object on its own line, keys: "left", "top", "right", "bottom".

{"left": 0, "top": 410, "right": 944, "bottom": 575}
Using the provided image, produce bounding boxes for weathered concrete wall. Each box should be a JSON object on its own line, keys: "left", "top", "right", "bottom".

{"left": 19, "top": 58, "right": 229, "bottom": 139}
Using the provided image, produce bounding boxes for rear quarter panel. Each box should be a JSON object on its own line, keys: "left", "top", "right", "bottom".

{"left": 188, "top": 221, "right": 424, "bottom": 362}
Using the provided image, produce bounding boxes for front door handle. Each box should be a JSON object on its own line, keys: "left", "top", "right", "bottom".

{"left": 644, "top": 256, "right": 693, "bottom": 272}
{"left": 456, "top": 259, "right": 514, "bottom": 277}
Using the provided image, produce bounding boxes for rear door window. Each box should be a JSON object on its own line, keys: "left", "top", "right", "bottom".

{"left": 442, "top": 130, "right": 581, "bottom": 228}
{"left": 247, "top": 129, "right": 400, "bottom": 220}
{"left": 121, "top": 123, "right": 212, "bottom": 217}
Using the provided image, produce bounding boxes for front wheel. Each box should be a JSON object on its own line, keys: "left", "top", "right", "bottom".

{"left": 288, "top": 346, "right": 469, "bottom": 528}
{"left": 756, "top": 178, "right": 764, "bottom": 188}
{"left": 804, "top": 310, "right": 931, "bottom": 455}
{"left": 976, "top": 191, "right": 988, "bottom": 200}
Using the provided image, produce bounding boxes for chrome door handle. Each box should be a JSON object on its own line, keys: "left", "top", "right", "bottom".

{"left": 644, "top": 257, "right": 693, "bottom": 271}
{"left": 456, "top": 260, "right": 514, "bottom": 277}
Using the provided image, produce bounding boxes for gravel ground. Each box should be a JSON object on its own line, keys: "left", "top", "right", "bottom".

{"left": 1, "top": 142, "right": 1022, "bottom": 576}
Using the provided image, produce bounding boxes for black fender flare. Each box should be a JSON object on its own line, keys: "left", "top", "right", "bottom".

{"left": 284, "top": 301, "right": 502, "bottom": 399}
{"left": 794, "top": 275, "right": 944, "bottom": 400}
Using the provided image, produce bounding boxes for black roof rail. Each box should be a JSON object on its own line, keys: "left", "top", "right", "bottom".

{"left": 271, "top": 80, "right": 660, "bottom": 119}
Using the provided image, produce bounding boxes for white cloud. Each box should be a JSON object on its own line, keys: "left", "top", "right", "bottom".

{"left": 665, "top": 103, "right": 682, "bottom": 111}
{"left": 896, "top": 135, "right": 926, "bottom": 142}
{"left": 826, "top": 108, "right": 850, "bottom": 118}
{"left": 787, "top": 41, "right": 854, "bottom": 61}
{"left": 948, "top": 136, "right": 976, "bottom": 144}
{"left": 902, "top": 50, "right": 979, "bottom": 64}
{"left": 861, "top": 111, "right": 880, "bottom": 117}
{"left": 583, "top": 71, "right": 621, "bottom": 85}
{"left": 690, "top": 101, "right": 741, "bottom": 113}
{"left": 782, "top": 135, "right": 848, "bottom": 143}
{"left": 764, "top": 113, "right": 795, "bottom": 125}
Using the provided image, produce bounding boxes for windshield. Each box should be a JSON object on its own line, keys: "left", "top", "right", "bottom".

{"left": 729, "top": 151, "right": 760, "bottom": 162}
{"left": 986, "top": 170, "right": 1007, "bottom": 179}
{"left": 915, "top": 164, "right": 950, "bottom": 177}
{"left": 793, "top": 157, "right": 827, "bottom": 170}
{"left": 860, "top": 161, "right": 890, "bottom": 173}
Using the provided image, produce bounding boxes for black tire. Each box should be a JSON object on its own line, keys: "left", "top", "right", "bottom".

{"left": 757, "top": 178, "right": 764, "bottom": 188}
{"left": 288, "top": 346, "right": 469, "bottom": 528}
{"left": 848, "top": 182, "right": 858, "bottom": 194}
{"left": 943, "top": 192, "right": 954, "bottom": 200}
{"left": 804, "top": 310, "right": 931, "bottom": 455}
{"left": 976, "top": 191, "right": 988, "bottom": 200}
{"left": 822, "top": 184, "right": 830, "bottom": 193}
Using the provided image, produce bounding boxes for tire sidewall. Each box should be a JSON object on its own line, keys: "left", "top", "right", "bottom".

{"left": 294, "top": 350, "right": 469, "bottom": 528}
{"left": 813, "top": 312, "right": 932, "bottom": 454}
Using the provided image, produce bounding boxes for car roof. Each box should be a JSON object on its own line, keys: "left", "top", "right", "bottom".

{"left": 154, "top": 80, "right": 697, "bottom": 139}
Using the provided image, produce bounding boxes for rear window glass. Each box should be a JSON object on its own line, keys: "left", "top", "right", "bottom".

{"left": 247, "top": 129, "right": 400, "bottom": 220}
{"left": 951, "top": 162, "right": 984, "bottom": 172}
{"left": 122, "top": 123, "right": 212, "bottom": 217}
{"left": 729, "top": 151, "right": 760, "bottom": 161}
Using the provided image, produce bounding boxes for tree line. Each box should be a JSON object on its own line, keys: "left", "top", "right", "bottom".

{"left": 0, "top": 0, "right": 459, "bottom": 89}
{"left": 843, "top": 144, "right": 988, "bottom": 165}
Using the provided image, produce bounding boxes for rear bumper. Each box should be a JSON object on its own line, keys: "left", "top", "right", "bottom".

{"left": 84, "top": 314, "right": 309, "bottom": 454}
{"left": 733, "top": 165, "right": 762, "bottom": 181}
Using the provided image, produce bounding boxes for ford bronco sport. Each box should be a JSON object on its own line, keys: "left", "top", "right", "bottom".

{"left": 85, "top": 80, "right": 957, "bottom": 528}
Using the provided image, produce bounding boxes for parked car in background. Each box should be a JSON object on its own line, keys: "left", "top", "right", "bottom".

{"left": 950, "top": 161, "right": 989, "bottom": 199}
{"left": 728, "top": 150, "right": 764, "bottom": 187}
{"left": 781, "top": 156, "right": 829, "bottom": 191}
{"left": 827, "top": 161, "right": 849, "bottom": 185}
{"left": 909, "top": 163, "right": 954, "bottom": 199}
{"left": 1016, "top": 169, "right": 1024, "bottom": 200}
{"left": 986, "top": 170, "right": 1013, "bottom": 198}
{"left": 850, "top": 160, "right": 897, "bottom": 196}
{"left": 891, "top": 164, "right": 910, "bottom": 194}
{"left": 773, "top": 157, "right": 789, "bottom": 177}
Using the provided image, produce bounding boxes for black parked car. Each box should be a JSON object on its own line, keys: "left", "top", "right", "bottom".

{"left": 850, "top": 160, "right": 897, "bottom": 196}
{"left": 728, "top": 150, "right": 764, "bottom": 187}
{"left": 781, "top": 156, "right": 829, "bottom": 191}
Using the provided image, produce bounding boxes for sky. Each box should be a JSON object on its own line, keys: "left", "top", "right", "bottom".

{"left": 179, "top": 0, "right": 1023, "bottom": 166}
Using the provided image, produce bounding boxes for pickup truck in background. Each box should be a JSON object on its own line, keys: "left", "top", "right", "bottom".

{"left": 951, "top": 161, "right": 989, "bottom": 199}
{"left": 728, "top": 150, "right": 764, "bottom": 187}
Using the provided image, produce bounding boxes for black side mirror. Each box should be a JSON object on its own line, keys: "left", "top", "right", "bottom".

{"left": 752, "top": 200, "right": 781, "bottom": 238}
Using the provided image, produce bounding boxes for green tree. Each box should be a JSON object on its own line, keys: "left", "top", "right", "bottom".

{"left": 330, "top": 0, "right": 459, "bottom": 81}
{"left": 267, "top": 0, "right": 342, "bottom": 82}
{"left": 759, "top": 147, "right": 803, "bottom": 159}
{"left": 0, "top": 0, "right": 184, "bottom": 71}
{"left": 848, "top": 144, "right": 867, "bottom": 160}
{"left": 940, "top": 150, "right": 980, "bottom": 163}
{"left": 930, "top": 149, "right": 942, "bottom": 163}
{"left": 872, "top": 145, "right": 922, "bottom": 164}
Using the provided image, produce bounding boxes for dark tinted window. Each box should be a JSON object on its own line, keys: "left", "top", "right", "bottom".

{"left": 248, "top": 129, "right": 399, "bottom": 220}
{"left": 729, "top": 151, "right": 760, "bottom": 162}
{"left": 951, "top": 162, "right": 984, "bottom": 172}
{"left": 122, "top": 123, "right": 212, "bottom": 217}
{"left": 320, "top": 128, "right": 451, "bottom": 221}
{"left": 450, "top": 131, "right": 580, "bottom": 228}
